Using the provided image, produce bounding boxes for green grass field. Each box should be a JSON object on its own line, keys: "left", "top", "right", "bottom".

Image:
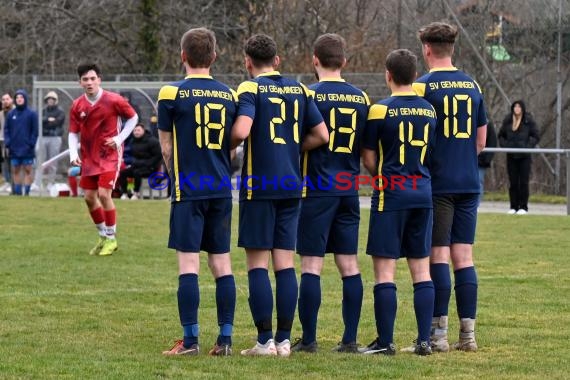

{"left": 1, "top": 197, "right": 569, "bottom": 379}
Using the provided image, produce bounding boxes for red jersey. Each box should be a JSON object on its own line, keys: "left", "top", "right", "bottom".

{"left": 69, "top": 90, "right": 136, "bottom": 176}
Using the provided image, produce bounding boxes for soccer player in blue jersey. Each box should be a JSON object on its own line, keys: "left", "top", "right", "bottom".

{"left": 158, "top": 28, "right": 238, "bottom": 356}
{"left": 291, "top": 34, "right": 369, "bottom": 354}
{"left": 360, "top": 49, "right": 437, "bottom": 356}
{"left": 412, "top": 22, "right": 487, "bottom": 352}
{"left": 231, "top": 34, "right": 328, "bottom": 357}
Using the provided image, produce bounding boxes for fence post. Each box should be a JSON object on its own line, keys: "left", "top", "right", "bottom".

{"left": 566, "top": 152, "right": 570, "bottom": 216}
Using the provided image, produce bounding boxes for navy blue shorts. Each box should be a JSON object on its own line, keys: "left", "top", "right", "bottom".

{"left": 432, "top": 193, "right": 478, "bottom": 246}
{"left": 238, "top": 198, "right": 301, "bottom": 250}
{"left": 168, "top": 198, "right": 232, "bottom": 253}
{"left": 11, "top": 157, "right": 34, "bottom": 166}
{"left": 297, "top": 196, "right": 360, "bottom": 256}
{"left": 366, "top": 208, "right": 433, "bottom": 259}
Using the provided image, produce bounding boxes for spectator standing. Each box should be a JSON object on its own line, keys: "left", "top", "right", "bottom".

{"left": 36, "top": 91, "right": 66, "bottom": 188}
{"left": 498, "top": 100, "right": 540, "bottom": 214}
{"left": 0, "top": 93, "right": 15, "bottom": 191}
{"left": 4, "top": 89, "right": 38, "bottom": 196}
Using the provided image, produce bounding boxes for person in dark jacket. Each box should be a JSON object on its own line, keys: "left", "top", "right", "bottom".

{"left": 498, "top": 100, "right": 540, "bottom": 214}
{"left": 37, "top": 91, "right": 66, "bottom": 187}
{"left": 118, "top": 123, "right": 161, "bottom": 199}
{"left": 4, "top": 89, "right": 38, "bottom": 195}
{"left": 477, "top": 121, "right": 497, "bottom": 206}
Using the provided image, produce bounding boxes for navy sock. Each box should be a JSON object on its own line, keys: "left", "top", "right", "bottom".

{"left": 14, "top": 184, "right": 22, "bottom": 195}
{"left": 298, "top": 273, "right": 321, "bottom": 344}
{"left": 24, "top": 185, "right": 31, "bottom": 195}
{"left": 413, "top": 281, "right": 435, "bottom": 343}
{"left": 454, "top": 266, "right": 478, "bottom": 319}
{"left": 373, "top": 282, "right": 397, "bottom": 347}
{"left": 342, "top": 274, "right": 363, "bottom": 344}
{"left": 248, "top": 268, "right": 273, "bottom": 344}
{"left": 215, "top": 275, "right": 236, "bottom": 345}
{"left": 430, "top": 263, "right": 451, "bottom": 317}
{"left": 275, "top": 268, "right": 298, "bottom": 343}
{"left": 178, "top": 273, "right": 199, "bottom": 347}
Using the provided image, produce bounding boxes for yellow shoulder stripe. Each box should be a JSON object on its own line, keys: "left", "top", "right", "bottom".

{"left": 362, "top": 91, "right": 371, "bottom": 106}
{"left": 412, "top": 82, "right": 426, "bottom": 97}
{"left": 237, "top": 81, "right": 258, "bottom": 96}
{"left": 474, "top": 81, "right": 483, "bottom": 94}
{"left": 368, "top": 104, "right": 388, "bottom": 121}
{"left": 230, "top": 88, "right": 238, "bottom": 102}
{"left": 158, "top": 85, "right": 178, "bottom": 101}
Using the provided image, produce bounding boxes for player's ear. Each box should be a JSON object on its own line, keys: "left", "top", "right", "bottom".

{"left": 312, "top": 55, "right": 319, "bottom": 68}
{"left": 341, "top": 57, "right": 347, "bottom": 69}
{"left": 180, "top": 50, "right": 186, "bottom": 64}
{"left": 385, "top": 70, "right": 391, "bottom": 86}
{"left": 211, "top": 51, "right": 217, "bottom": 65}
{"left": 273, "top": 55, "right": 280, "bottom": 69}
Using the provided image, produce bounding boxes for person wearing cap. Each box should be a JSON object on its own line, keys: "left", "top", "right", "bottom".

{"left": 37, "top": 91, "right": 66, "bottom": 188}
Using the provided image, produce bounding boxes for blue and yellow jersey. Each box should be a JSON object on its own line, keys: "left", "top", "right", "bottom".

{"left": 237, "top": 71, "right": 324, "bottom": 200}
{"left": 301, "top": 79, "right": 370, "bottom": 197}
{"left": 413, "top": 68, "right": 487, "bottom": 194}
{"left": 363, "top": 92, "right": 437, "bottom": 211}
{"left": 157, "top": 75, "right": 237, "bottom": 202}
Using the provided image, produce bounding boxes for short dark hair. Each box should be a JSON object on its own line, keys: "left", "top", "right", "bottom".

{"left": 418, "top": 22, "right": 458, "bottom": 57}
{"left": 77, "top": 63, "right": 101, "bottom": 78}
{"left": 386, "top": 49, "right": 417, "bottom": 85}
{"left": 313, "top": 33, "right": 346, "bottom": 69}
{"left": 244, "top": 34, "right": 277, "bottom": 67}
{"left": 180, "top": 28, "right": 216, "bottom": 68}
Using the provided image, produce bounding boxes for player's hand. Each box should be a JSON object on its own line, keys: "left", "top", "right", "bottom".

{"left": 104, "top": 138, "right": 119, "bottom": 150}
{"left": 71, "top": 158, "right": 82, "bottom": 166}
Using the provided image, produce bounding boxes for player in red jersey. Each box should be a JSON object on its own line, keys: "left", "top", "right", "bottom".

{"left": 68, "top": 63, "right": 138, "bottom": 256}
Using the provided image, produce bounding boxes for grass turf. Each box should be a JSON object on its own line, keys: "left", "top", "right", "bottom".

{"left": 0, "top": 197, "right": 568, "bottom": 379}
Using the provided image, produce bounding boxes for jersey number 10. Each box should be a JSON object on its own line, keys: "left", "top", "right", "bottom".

{"left": 443, "top": 94, "right": 472, "bottom": 138}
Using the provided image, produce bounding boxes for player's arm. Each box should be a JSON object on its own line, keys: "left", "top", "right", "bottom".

{"left": 476, "top": 124, "right": 487, "bottom": 155}
{"left": 231, "top": 115, "right": 253, "bottom": 149}
{"left": 362, "top": 148, "right": 377, "bottom": 176}
{"left": 301, "top": 121, "right": 328, "bottom": 152}
{"left": 301, "top": 88, "right": 328, "bottom": 151}
{"left": 68, "top": 105, "right": 81, "bottom": 165}
{"left": 106, "top": 114, "right": 139, "bottom": 149}
{"left": 158, "top": 130, "right": 173, "bottom": 178}
{"left": 68, "top": 132, "right": 81, "bottom": 166}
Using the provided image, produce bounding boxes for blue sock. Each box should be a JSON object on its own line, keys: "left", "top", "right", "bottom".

{"left": 215, "top": 275, "right": 236, "bottom": 345}
{"left": 430, "top": 263, "right": 451, "bottom": 317}
{"left": 342, "top": 274, "right": 363, "bottom": 344}
{"left": 178, "top": 273, "right": 199, "bottom": 347}
{"left": 248, "top": 268, "right": 273, "bottom": 344}
{"left": 373, "top": 282, "right": 397, "bottom": 347}
{"left": 24, "top": 185, "right": 31, "bottom": 195}
{"left": 413, "top": 281, "right": 435, "bottom": 343}
{"left": 275, "top": 268, "right": 298, "bottom": 343}
{"left": 14, "top": 184, "right": 22, "bottom": 195}
{"left": 298, "top": 273, "right": 321, "bottom": 344}
{"left": 454, "top": 266, "right": 478, "bottom": 319}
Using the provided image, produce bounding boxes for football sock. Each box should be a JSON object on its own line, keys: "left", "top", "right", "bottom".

{"left": 374, "top": 282, "right": 397, "bottom": 347}
{"left": 413, "top": 281, "right": 435, "bottom": 343}
{"left": 89, "top": 207, "right": 106, "bottom": 237}
{"left": 104, "top": 209, "right": 116, "bottom": 239}
{"left": 342, "top": 273, "right": 363, "bottom": 344}
{"left": 454, "top": 266, "right": 478, "bottom": 319}
{"left": 247, "top": 268, "right": 273, "bottom": 344}
{"left": 178, "top": 273, "right": 199, "bottom": 347}
{"left": 215, "top": 275, "right": 236, "bottom": 345}
{"left": 298, "top": 273, "right": 321, "bottom": 344}
{"left": 275, "top": 268, "right": 297, "bottom": 343}
{"left": 431, "top": 263, "right": 451, "bottom": 317}
{"left": 14, "top": 184, "right": 22, "bottom": 195}
{"left": 24, "top": 185, "right": 31, "bottom": 195}
{"left": 68, "top": 176, "right": 78, "bottom": 196}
